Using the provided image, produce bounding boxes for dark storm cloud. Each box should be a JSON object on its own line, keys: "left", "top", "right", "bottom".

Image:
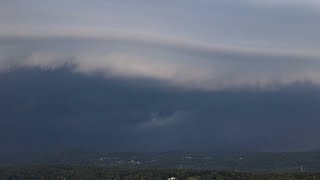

{"left": 1, "top": 67, "right": 320, "bottom": 152}
{"left": 1, "top": 0, "right": 320, "bottom": 153}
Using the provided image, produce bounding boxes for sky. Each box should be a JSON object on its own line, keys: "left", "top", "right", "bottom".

{"left": 1, "top": 0, "right": 320, "bottom": 152}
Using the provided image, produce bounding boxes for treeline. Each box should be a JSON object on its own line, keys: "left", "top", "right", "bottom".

{"left": 0, "top": 166, "right": 320, "bottom": 180}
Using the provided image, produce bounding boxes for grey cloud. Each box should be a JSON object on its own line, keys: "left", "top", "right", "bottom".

{"left": 1, "top": 0, "right": 320, "bottom": 153}
{"left": 1, "top": 67, "right": 320, "bottom": 152}
{"left": 250, "top": 0, "right": 320, "bottom": 7}
{"left": 1, "top": 37, "right": 320, "bottom": 90}
{"left": 139, "top": 111, "right": 185, "bottom": 128}
{"left": 1, "top": 0, "right": 320, "bottom": 49}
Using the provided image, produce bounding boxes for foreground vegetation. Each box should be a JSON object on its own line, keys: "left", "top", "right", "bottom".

{"left": 1, "top": 166, "right": 320, "bottom": 180}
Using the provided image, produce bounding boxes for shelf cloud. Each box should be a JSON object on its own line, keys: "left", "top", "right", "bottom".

{"left": 1, "top": 0, "right": 320, "bottom": 152}
{"left": 1, "top": 36, "right": 320, "bottom": 90}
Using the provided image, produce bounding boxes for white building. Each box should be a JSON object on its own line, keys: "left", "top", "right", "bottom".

{"left": 168, "top": 177, "right": 177, "bottom": 180}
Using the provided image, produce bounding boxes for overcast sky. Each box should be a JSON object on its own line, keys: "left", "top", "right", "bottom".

{"left": 1, "top": 0, "right": 320, "bottom": 152}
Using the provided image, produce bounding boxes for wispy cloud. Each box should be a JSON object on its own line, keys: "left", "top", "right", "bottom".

{"left": 139, "top": 112, "right": 184, "bottom": 128}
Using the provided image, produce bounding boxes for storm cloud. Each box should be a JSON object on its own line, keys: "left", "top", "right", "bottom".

{"left": 1, "top": 0, "right": 320, "bottom": 152}
{"left": 1, "top": 67, "right": 320, "bottom": 152}
{"left": 1, "top": 37, "right": 320, "bottom": 90}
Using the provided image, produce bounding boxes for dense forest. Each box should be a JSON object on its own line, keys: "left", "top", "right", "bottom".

{"left": 1, "top": 166, "right": 320, "bottom": 180}
{"left": 2, "top": 152, "right": 320, "bottom": 179}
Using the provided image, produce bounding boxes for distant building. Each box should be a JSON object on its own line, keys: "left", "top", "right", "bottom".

{"left": 168, "top": 177, "right": 177, "bottom": 180}
{"left": 129, "top": 160, "right": 142, "bottom": 165}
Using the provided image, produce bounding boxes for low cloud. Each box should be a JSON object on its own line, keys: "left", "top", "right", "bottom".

{"left": 139, "top": 111, "right": 185, "bottom": 128}
{"left": 2, "top": 0, "right": 320, "bottom": 153}
{"left": 1, "top": 67, "right": 320, "bottom": 152}
{"left": 1, "top": 37, "right": 320, "bottom": 91}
